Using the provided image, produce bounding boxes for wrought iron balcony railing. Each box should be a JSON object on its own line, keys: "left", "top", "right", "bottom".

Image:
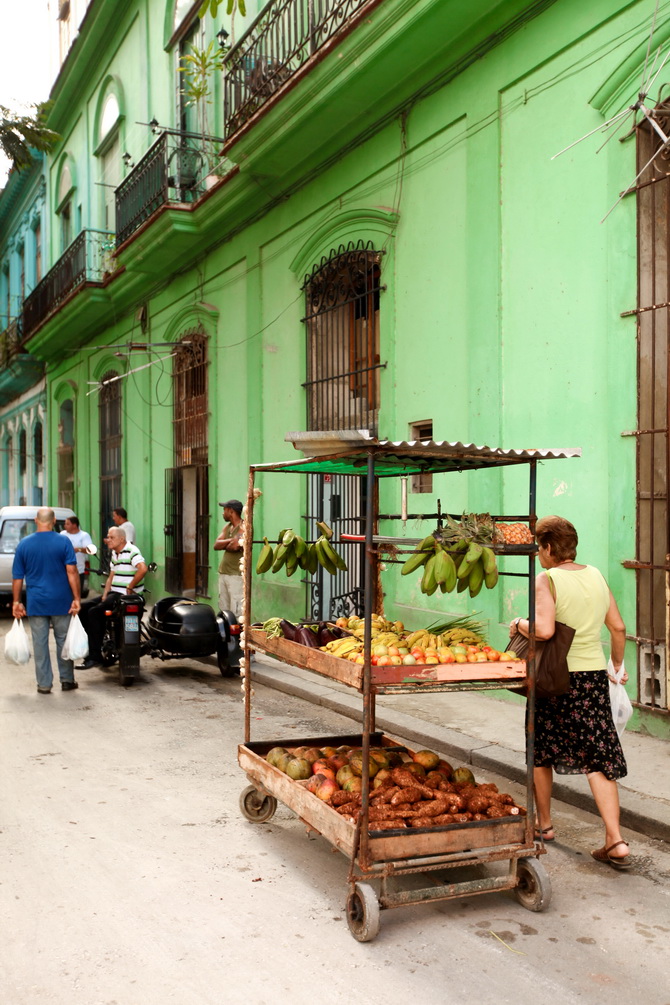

{"left": 22, "top": 229, "right": 115, "bottom": 339}
{"left": 223, "top": 0, "right": 371, "bottom": 136}
{"left": 115, "top": 129, "right": 225, "bottom": 246}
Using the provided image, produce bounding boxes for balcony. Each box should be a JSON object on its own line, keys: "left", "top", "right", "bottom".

{"left": 115, "top": 129, "right": 225, "bottom": 247}
{"left": 0, "top": 319, "right": 43, "bottom": 404}
{"left": 22, "top": 229, "right": 114, "bottom": 340}
{"left": 223, "top": 0, "right": 372, "bottom": 138}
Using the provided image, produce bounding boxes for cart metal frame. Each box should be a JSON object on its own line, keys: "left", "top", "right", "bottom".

{"left": 239, "top": 440, "right": 581, "bottom": 940}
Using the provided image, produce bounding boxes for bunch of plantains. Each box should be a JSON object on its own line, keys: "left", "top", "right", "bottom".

{"left": 401, "top": 513, "right": 499, "bottom": 598}
{"left": 256, "top": 521, "right": 348, "bottom": 577}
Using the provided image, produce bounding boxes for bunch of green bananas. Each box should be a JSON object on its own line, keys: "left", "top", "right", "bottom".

{"left": 255, "top": 522, "right": 347, "bottom": 577}
{"left": 401, "top": 533, "right": 498, "bottom": 598}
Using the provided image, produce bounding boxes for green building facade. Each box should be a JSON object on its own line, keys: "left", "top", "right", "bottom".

{"left": 2, "top": 0, "right": 669, "bottom": 736}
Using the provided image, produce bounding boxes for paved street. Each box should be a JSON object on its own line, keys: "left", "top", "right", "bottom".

{"left": 1, "top": 618, "right": 670, "bottom": 1005}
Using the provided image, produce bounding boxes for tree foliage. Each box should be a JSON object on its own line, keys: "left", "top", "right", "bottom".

{"left": 0, "top": 103, "right": 59, "bottom": 173}
{"left": 199, "top": 0, "right": 247, "bottom": 18}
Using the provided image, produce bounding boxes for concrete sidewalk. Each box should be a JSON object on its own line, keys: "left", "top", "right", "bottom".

{"left": 251, "top": 655, "right": 670, "bottom": 844}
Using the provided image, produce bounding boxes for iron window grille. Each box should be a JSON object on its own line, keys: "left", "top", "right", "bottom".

{"left": 99, "top": 371, "right": 122, "bottom": 555}
{"left": 302, "top": 239, "right": 384, "bottom": 434}
{"left": 624, "top": 102, "right": 670, "bottom": 711}
{"left": 169, "top": 331, "right": 210, "bottom": 597}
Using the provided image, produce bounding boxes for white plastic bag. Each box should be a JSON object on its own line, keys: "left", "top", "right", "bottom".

{"left": 608, "top": 658, "right": 633, "bottom": 739}
{"left": 61, "top": 614, "right": 89, "bottom": 661}
{"left": 5, "top": 618, "right": 31, "bottom": 665}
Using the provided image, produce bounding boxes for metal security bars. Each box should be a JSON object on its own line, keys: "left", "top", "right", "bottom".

{"left": 306, "top": 471, "right": 367, "bottom": 621}
{"left": 22, "top": 230, "right": 114, "bottom": 339}
{"left": 99, "top": 372, "right": 122, "bottom": 557}
{"left": 302, "top": 240, "right": 383, "bottom": 433}
{"left": 115, "top": 129, "right": 224, "bottom": 247}
{"left": 168, "top": 332, "right": 210, "bottom": 596}
{"left": 627, "top": 106, "right": 670, "bottom": 711}
{"left": 223, "top": 0, "right": 372, "bottom": 136}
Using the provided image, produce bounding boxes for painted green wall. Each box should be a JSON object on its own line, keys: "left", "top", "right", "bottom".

{"left": 21, "top": 0, "right": 669, "bottom": 734}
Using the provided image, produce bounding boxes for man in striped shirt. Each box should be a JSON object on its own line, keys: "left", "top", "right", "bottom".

{"left": 77, "top": 527, "right": 148, "bottom": 669}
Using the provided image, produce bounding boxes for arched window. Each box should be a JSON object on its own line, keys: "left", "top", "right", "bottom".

{"left": 303, "top": 240, "right": 382, "bottom": 433}
{"left": 173, "top": 0, "right": 194, "bottom": 30}
{"left": 173, "top": 330, "right": 208, "bottom": 465}
{"left": 301, "top": 241, "right": 384, "bottom": 623}
{"left": 165, "top": 331, "right": 209, "bottom": 596}
{"left": 57, "top": 161, "right": 75, "bottom": 251}
{"left": 57, "top": 400, "right": 74, "bottom": 509}
{"left": 99, "top": 372, "right": 122, "bottom": 546}
{"left": 97, "top": 89, "right": 122, "bottom": 232}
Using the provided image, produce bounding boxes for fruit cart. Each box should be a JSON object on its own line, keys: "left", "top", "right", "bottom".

{"left": 237, "top": 440, "right": 580, "bottom": 941}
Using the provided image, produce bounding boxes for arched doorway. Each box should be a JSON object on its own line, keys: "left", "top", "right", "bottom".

{"left": 165, "top": 330, "right": 209, "bottom": 596}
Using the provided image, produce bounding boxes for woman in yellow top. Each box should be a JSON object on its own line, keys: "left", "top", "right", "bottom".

{"left": 509, "top": 515, "right": 630, "bottom": 869}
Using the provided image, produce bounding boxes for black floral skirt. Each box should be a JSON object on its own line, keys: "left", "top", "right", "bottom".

{"left": 528, "top": 670, "right": 627, "bottom": 780}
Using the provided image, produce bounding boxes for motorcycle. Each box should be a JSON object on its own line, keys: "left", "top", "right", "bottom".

{"left": 92, "top": 573, "right": 243, "bottom": 686}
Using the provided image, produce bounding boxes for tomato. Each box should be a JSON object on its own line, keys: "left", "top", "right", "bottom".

{"left": 486, "top": 650, "right": 500, "bottom": 661}
{"left": 425, "top": 656, "right": 439, "bottom": 664}
{"left": 438, "top": 652, "right": 456, "bottom": 663}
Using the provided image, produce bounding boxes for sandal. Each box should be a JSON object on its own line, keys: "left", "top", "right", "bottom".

{"left": 591, "top": 841, "right": 631, "bottom": 870}
{"left": 534, "top": 825, "right": 555, "bottom": 842}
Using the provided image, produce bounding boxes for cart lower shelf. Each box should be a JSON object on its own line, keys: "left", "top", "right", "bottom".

{"left": 238, "top": 732, "right": 551, "bottom": 941}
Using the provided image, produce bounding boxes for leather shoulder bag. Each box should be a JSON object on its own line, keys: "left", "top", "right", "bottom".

{"left": 509, "top": 571, "right": 574, "bottom": 698}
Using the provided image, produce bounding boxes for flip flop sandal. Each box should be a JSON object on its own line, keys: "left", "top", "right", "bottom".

{"left": 534, "top": 825, "right": 555, "bottom": 842}
{"left": 591, "top": 841, "right": 631, "bottom": 870}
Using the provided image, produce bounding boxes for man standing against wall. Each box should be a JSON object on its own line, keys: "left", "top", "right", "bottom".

{"left": 61, "top": 515, "right": 97, "bottom": 596}
{"left": 214, "top": 499, "right": 244, "bottom": 616}
{"left": 11, "top": 507, "right": 81, "bottom": 694}
{"left": 112, "top": 507, "right": 135, "bottom": 545}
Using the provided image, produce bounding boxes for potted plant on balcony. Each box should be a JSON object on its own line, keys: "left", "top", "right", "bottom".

{"left": 178, "top": 39, "right": 232, "bottom": 189}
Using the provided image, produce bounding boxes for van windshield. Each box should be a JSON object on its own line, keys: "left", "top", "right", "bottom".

{"left": 0, "top": 521, "right": 66, "bottom": 554}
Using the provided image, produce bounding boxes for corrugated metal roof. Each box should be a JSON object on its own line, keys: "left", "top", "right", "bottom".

{"left": 252, "top": 439, "right": 581, "bottom": 475}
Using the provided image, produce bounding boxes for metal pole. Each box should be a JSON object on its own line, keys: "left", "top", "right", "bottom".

{"left": 243, "top": 468, "right": 256, "bottom": 745}
{"left": 526, "top": 460, "right": 537, "bottom": 845}
{"left": 358, "top": 450, "right": 375, "bottom": 869}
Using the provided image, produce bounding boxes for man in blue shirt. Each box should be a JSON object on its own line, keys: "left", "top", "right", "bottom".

{"left": 12, "top": 508, "right": 81, "bottom": 694}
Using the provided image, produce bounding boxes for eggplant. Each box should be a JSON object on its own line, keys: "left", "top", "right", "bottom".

{"left": 279, "top": 619, "right": 299, "bottom": 642}
{"left": 294, "top": 626, "right": 320, "bottom": 648}
{"left": 329, "top": 625, "right": 349, "bottom": 639}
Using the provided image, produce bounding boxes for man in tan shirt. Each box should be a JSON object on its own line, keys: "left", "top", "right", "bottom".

{"left": 214, "top": 499, "right": 244, "bottom": 616}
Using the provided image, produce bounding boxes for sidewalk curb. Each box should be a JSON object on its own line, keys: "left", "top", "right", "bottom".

{"left": 251, "top": 662, "right": 670, "bottom": 844}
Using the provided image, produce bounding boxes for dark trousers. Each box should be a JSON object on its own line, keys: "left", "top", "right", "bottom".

{"left": 79, "top": 594, "right": 122, "bottom": 661}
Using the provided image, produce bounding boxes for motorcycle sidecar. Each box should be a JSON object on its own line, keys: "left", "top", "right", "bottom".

{"left": 148, "top": 596, "right": 242, "bottom": 676}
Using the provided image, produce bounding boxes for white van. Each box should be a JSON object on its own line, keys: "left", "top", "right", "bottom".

{"left": 0, "top": 506, "right": 77, "bottom": 604}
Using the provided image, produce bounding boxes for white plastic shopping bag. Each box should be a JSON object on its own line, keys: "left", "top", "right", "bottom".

{"left": 608, "top": 657, "right": 633, "bottom": 739}
{"left": 5, "top": 618, "right": 31, "bottom": 665}
{"left": 61, "top": 614, "right": 89, "bottom": 661}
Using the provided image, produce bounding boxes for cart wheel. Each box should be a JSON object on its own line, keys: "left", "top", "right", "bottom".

{"left": 346, "top": 882, "right": 380, "bottom": 942}
{"left": 239, "top": 785, "right": 277, "bottom": 823}
{"left": 514, "top": 857, "right": 552, "bottom": 912}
